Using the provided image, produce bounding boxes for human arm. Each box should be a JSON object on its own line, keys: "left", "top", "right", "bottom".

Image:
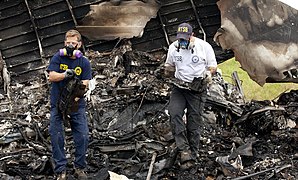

{"left": 74, "top": 79, "right": 89, "bottom": 101}
{"left": 48, "top": 71, "right": 66, "bottom": 82}
{"left": 164, "top": 44, "right": 176, "bottom": 78}
{"left": 48, "top": 69, "right": 75, "bottom": 82}
{"left": 81, "top": 80, "right": 89, "bottom": 87}
{"left": 205, "top": 43, "right": 217, "bottom": 75}
{"left": 81, "top": 80, "right": 89, "bottom": 94}
{"left": 75, "top": 59, "right": 92, "bottom": 100}
{"left": 164, "top": 64, "right": 175, "bottom": 78}
{"left": 47, "top": 54, "right": 75, "bottom": 82}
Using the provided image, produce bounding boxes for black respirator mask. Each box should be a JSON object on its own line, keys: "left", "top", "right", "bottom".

{"left": 59, "top": 44, "right": 82, "bottom": 58}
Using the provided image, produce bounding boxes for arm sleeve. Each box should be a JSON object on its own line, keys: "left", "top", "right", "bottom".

{"left": 81, "top": 58, "right": 92, "bottom": 80}
{"left": 205, "top": 43, "right": 217, "bottom": 68}
{"left": 165, "top": 44, "right": 175, "bottom": 66}
{"left": 47, "top": 54, "right": 61, "bottom": 72}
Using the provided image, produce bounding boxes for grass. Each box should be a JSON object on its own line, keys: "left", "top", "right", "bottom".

{"left": 218, "top": 58, "right": 298, "bottom": 101}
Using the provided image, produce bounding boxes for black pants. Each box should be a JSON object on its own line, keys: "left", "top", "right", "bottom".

{"left": 168, "top": 86, "right": 206, "bottom": 154}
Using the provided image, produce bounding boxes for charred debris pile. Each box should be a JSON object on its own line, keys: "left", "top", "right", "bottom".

{"left": 0, "top": 42, "right": 297, "bottom": 180}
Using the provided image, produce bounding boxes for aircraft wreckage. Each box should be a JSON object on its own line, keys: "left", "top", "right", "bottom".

{"left": 0, "top": 0, "right": 297, "bottom": 179}
{"left": 0, "top": 43, "right": 297, "bottom": 179}
{"left": 214, "top": 0, "right": 298, "bottom": 85}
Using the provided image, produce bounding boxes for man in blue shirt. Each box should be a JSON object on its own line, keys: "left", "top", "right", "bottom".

{"left": 47, "top": 29, "right": 92, "bottom": 180}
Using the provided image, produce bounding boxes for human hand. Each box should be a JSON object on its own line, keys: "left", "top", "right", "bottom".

{"left": 154, "top": 68, "right": 163, "bottom": 79}
{"left": 164, "top": 65, "right": 175, "bottom": 78}
{"left": 64, "top": 69, "right": 75, "bottom": 79}
{"left": 203, "top": 71, "right": 212, "bottom": 84}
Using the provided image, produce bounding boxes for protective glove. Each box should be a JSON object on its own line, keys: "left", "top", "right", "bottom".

{"left": 154, "top": 68, "right": 164, "bottom": 79}
{"left": 64, "top": 69, "right": 75, "bottom": 79}
{"left": 85, "top": 78, "right": 96, "bottom": 101}
{"left": 189, "top": 77, "right": 205, "bottom": 92}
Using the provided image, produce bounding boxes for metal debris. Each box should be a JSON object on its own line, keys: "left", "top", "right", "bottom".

{"left": 0, "top": 43, "right": 297, "bottom": 179}
{"left": 214, "top": 0, "right": 298, "bottom": 85}
{"left": 77, "top": 0, "right": 161, "bottom": 40}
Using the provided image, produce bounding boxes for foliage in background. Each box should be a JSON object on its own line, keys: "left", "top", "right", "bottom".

{"left": 218, "top": 58, "right": 298, "bottom": 101}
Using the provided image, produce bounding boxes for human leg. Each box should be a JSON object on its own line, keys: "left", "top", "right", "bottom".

{"left": 49, "top": 107, "right": 67, "bottom": 173}
{"left": 168, "top": 87, "right": 189, "bottom": 151}
{"left": 185, "top": 90, "right": 206, "bottom": 157}
{"left": 70, "top": 107, "right": 89, "bottom": 169}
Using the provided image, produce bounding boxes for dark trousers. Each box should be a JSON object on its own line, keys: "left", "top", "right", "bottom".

{"left": 49, "top": 107, "right": 89, "bottom": 173}
{"left": 168, "top": 86, "right": 206, "bottom": 154}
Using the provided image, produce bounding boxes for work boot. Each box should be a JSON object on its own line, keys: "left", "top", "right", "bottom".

{"left": 74, "top": 168, "right": 87, "bottom": 180}
{"left": 56, "top": 171, "right": 66, "bottom": 180}
{"left": 180, "top": 149, "right": 194, "bottom": 163}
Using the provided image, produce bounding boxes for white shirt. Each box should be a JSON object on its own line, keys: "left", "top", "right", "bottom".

{"left": 165, "top": 37, "right": 217, "bottom": 83}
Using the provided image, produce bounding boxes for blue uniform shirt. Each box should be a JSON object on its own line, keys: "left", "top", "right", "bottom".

{"left": 47, "top": 52, "right": 92, "bottom": 108}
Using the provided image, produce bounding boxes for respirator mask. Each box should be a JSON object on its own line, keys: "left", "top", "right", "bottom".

{"left": 178, "top": 39, "right": 189, "bottom": 49}
{"left": 174, "top": 39, "right": 195, "bottom": 53}
{"left": 59, "top": 44, "right": 82, "bottom": 58}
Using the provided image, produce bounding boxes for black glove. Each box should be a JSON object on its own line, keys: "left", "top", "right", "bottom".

{"left": 154, "top": 68, "right": 162, "bottom": 79}
{"left": 154, "top": 66, "right": 166, "bottom": 79}
{"left": 64, "top": 69, "right": 75, "bottom": 79}
{"left": 189, "top": 77, "right": 207, "bottom": 93}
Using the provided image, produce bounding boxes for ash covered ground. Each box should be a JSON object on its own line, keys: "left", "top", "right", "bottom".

{"left": 0, "top": 43, "right": 297, "bottom": 180}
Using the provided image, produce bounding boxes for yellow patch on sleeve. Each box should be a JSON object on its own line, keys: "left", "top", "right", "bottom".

{"left": 60, "top": 64, "right": 68, "bottom": 71}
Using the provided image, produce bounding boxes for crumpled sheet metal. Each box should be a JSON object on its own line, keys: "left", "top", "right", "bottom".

{"left": 214, "top": 0, "right": 298, "bottom": 85}
{"left": 0, "top": 44, "right": 298, "bottom": 179}
{"left": 76, "top": 0, "right": 160, "bottom": 40}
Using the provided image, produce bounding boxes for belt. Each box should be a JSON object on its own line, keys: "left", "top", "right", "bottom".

{"left": 169, "top": 79, "right": 191, "bottom": 90}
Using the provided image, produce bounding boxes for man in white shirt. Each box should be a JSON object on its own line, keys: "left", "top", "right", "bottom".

{"left": 165, "top": 23, "right": 217, "bottom": 167}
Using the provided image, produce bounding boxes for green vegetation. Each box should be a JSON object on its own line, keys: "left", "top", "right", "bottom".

{"left": 218, "top": 58, "right": 298, "bottom": 101}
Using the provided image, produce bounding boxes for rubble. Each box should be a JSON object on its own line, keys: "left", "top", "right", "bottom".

{"left": 0, "top": 42, "right": 297, "bottom": 180}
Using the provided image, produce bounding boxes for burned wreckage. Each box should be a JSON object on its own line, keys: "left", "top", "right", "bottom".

{"left": 0, "top": 0, "right": 297, "bottom": 179}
